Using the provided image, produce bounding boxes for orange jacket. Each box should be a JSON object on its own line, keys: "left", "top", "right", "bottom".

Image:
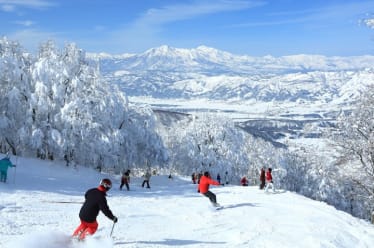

{"left": 198, "top": 175, "right": 220, "bottom": 194}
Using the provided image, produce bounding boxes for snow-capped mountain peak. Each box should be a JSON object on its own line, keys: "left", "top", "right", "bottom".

{"left": 92, "top": 45, "right": 374, "bottom": 112}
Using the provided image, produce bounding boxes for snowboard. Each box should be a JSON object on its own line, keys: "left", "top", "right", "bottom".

{"left": 215, "top": 205, "right": 224, "bottom": 210}
{"left": 210, "top": 203, "right": 224, "bottom": 210}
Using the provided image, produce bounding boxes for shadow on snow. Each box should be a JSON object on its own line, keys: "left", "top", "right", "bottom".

{"left": 114, "top": 238, "right": 226, "bottom": 246}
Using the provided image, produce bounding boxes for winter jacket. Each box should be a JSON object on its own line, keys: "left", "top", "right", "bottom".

{"left": 240, "top": 177, "right": 248, "bottom": 185}
{"left": 260, "top": 169, "right": 265, "bottom": 181}
{"left": 79, "top": 186, "right": 115, "bottom": 223}
{"left": 198, "top": 175, "right": 220, "bottom": 194}
{"left": 0, "top": 158, "right": 14, "bottom": 172}
{"left": 144, "top": 172, "right": 151, "bottom": 180}
{"left": 121, "top": 172, "right": 130, "bottom": 184}
{"left": 265, "top": 171, "right": 273, "bottom": 182}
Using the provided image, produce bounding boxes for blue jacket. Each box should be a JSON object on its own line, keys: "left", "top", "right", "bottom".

{"left": 0, "top": 158, "right": 14, "bottom": 172}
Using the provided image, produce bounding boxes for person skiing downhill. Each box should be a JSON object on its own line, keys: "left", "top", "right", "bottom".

{"left": 0, "top": 154, "right": 16, "bottom": 183}
{"left": 198, "top": 171, "right": 221, "bottom": 207}
{"left": 72, "top": 178, "right": 118, "bottom": 240}
{"left": 142, "top": 170, "right": 151, "bottom": 188}
{"left": 120, "top": 169, "right": 130, "bottom": 191}
{"left": 216, "top": 173, "right": 221, "bottom": 185}
{"left": 259, "top": 167, "right": 266, "bottom": 189}
{"left": 265, "top": 168, "right": 275, "bottom": 193}
{"left": 224, "top": 171, "right": 230, "bottom": 185}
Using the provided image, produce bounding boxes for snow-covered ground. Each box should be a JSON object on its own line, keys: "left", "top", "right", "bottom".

{"left": 1, "top": 155, "right": 374, "bottom": 248}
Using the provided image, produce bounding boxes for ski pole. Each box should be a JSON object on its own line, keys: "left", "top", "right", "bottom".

{"left": 110, "top": 222, "right": 116, "bottom": 237}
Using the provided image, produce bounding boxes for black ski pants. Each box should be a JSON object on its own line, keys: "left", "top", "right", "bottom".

{"left": 120, "top": 182, "right": 129, "bottom": 191}
{"left": 142, "top": 180, "right": 150, "bottom": 188}
{"left": 203, "top": 191, "right": 217, "bottom": 204}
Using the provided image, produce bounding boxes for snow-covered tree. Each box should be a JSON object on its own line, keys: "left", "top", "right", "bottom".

{"left": 156, "top": 112, "right": 291, "bottom": 185}
{"left": 28, "top": 41, "right": 168, "bottom": 171}
{"left": 328, "top": 84, "right": 374, "bottom": 219}
{"left": 0, "top": 37, "right": 32, "bottom": 155}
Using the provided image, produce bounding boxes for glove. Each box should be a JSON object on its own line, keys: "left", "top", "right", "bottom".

{"left": 113, "top": 216, "right": 118, "bottom": 223}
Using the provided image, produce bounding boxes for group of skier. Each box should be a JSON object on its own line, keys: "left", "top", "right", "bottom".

{"left": 119, "top": 169, "right": 152, "bottom": 191}
{"left": 1, "top": 153, "right": 276, "bottom": 241}
{"left": 260, "top": 167, "right": 275, "bottom": 193}
{"left": 192, "top": 171, "right": 230, "bottom": 185}
{"left": 241, "top": 167, "right": 275, "bottom": 191}
{"left": 197, "top": 167, "right": 276, "bottom": 209}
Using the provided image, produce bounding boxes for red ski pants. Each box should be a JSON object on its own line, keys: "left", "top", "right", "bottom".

{"left": 72, "top": 220, "right": 98, "bottom": 240}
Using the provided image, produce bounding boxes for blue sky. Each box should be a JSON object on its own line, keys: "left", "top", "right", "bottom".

{"left": 1, "top": 0, "right": 373, "bottom": 56}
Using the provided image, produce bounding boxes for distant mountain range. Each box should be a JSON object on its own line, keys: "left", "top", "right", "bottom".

{"left": 89, "top": 45, "right": 374, "bottom": 107}
{"left": 88, "top": 45, "right": 374, "bottom": 146}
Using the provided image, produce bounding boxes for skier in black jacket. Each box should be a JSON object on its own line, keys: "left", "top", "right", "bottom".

{"left": 72, "top": 178, "right": 118, "bottom": 240}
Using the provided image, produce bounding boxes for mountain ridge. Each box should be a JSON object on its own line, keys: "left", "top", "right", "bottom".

{"left": 87, "top": 45, "right": 374, "bottom": 118}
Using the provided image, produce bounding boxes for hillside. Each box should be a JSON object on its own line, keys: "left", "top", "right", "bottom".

{"left": 1, "top": 155, "right": 374, "bottom": 248}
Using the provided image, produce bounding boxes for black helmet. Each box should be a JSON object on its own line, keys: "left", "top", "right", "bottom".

{"left": 100, "top": 178, "right": 112, "bottom": 191}
{"left": 204, "top": 171, "right": 210, "bottom": 177}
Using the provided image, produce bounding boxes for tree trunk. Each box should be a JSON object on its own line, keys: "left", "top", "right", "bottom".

{"left": 5, "top": 138, "right": 16, "bottom": 155}
{"left": 371, "top": 211, "right": 374, "bottom": 224}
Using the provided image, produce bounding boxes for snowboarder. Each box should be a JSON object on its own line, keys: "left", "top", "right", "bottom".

{"left": 72, "top": 178, "right": 118, "bottom": 240}
{"left": 198, "top": 171, "right": 221, "bottom": 207}
{"left": 259, "top": 167, "right": 266, "bottom": 189}
{"left": 0, "top": 155, "right": 16, "bottom": 183}
{"left": 120, "top": 169, "right": 130, "bottom": 191}
{"left": 142, "top": 170, "right": 151, "bottom": 188}
{"left": 240, "top": 176, "right": 249, "bottom": 186}
{"left": 265, "top": 168, "right": 275, "bottom": 193}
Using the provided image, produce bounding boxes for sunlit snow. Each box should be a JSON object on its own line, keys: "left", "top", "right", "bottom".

{"left": 1, "top": 154, "right": 374, "bottom": 248}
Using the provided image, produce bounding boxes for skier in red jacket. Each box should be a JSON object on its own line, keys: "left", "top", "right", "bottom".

{"left": 265, "top": 168, "right": 275, "bottom": 193}
{"left": 198, "top": 171, "right": 221, "bottom": 207}
{"left": 240, "top": 176, "right": 249, "bottom": 186}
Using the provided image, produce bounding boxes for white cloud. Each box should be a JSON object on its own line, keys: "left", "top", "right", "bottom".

{"left": 14, "top": 20, "right": 35, "bottom": 27}
{"left": 135, "top": 0, "right": 264, "bottom": 27}
{"left": 1, "top": 4, "right": 14, "bottom": 11}
{"left": 105, "top": 0, "right": 265, "bottom": 52}
{"left": 364, "top": 18, "right": 374, "bottom": 29}
{"left": 0, "top": 0, "right": 55, "bottom": 8}
{"left": 229, "top": 1, "right": 374, "bottom": 29}
{"left": 8, "top": 28, "right": 62, "bottom": 52}
{"left": 0, "top": 0, "right": 55, "bottom": 12}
